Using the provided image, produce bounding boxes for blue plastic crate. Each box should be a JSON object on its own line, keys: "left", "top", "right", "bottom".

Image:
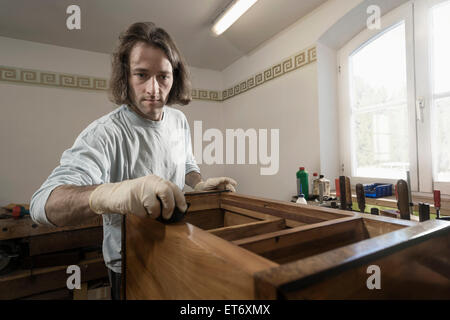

{"left": 363, "top": 183, "right": 393, "bottom": 198}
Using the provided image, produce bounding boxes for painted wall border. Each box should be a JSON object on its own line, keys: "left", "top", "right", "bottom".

{"left": 0, "top": 45, "right": 316, "bottom": 102}
{"left": 0, "top": 66, "right": 109, "bottom": 91}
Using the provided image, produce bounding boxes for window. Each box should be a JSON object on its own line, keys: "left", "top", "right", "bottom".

{"left": 349, "top": 22, "right": 409, "bottom": 179}
{"left": 430, "top": 1, "right": 450, "bottom": 183}
{"left": 338, "top": 0, "right": 450, "bottom": 195}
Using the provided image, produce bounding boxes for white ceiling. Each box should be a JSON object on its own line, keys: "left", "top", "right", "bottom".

{"left": 0, "top": 0, "right": 328, "bottom": 71}
{"left": 319, "top": 0, "right": 408, "bottom": 49}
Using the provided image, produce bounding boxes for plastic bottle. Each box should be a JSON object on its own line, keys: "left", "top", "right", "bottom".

{"left": 296, "top": 167, "right": 309, "bottom": 200}
{"left": 296, "top": 194, "right": 307, "bottom": 205}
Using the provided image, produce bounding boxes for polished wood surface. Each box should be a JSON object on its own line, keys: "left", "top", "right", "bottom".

{"left": 125, "top": 214, "right": 277, "bottom": 299}
{"left": 254, "top": 219, "right": 450, "bottom": 299}
{"left": 124, "top": 191, "right": 450, "bottom": 300}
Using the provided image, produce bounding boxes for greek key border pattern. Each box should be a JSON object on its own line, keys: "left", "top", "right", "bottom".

{"left": 0, "top": 46, "right": 316, "bottom": 102}
{"left": 220, "top": 46, "right": 316, "bottom": 101}
{"left": 0, "top": 66, "right": 109, "bottom": 91}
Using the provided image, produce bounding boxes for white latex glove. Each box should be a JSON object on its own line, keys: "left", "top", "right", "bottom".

{"left": 194, "top": 177, "right": 237, "bottom": 193}
{"left": 89, "top": 174, "right": 187, "bottom": 220}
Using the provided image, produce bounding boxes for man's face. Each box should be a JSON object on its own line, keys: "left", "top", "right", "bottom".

{"left": 128, "top": 42, "right": 174, "bottom": 120}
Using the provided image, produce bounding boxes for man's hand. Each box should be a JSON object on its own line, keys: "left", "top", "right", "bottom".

{"left": 89, "top": 174, "right": 187, "bottom": 220}
{"left": 194, "top": 177, "right": 237, "bottom": 192}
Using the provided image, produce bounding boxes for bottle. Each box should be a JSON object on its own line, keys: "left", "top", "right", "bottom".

{"left": 312, "top": 173, "right": 320, "bottom": 198}
{"left": 296, "top": 167, "right": 309, "bottom": 200}
{"left": 296, "top": 194, "right": 307, "bottom": 205}
{"left": 319, "top": 175, "right": 331, "bottom": 197}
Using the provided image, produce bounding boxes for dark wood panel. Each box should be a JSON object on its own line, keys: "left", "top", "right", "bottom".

{"left": 28, "top": 227, "right": 103, "bottom": 256}
{"left": 254, "top": 220, "right": 450, "bottom": 299}
{"left": 21, "top": 288, "right": 73, "bottom": 300}
{"left": 0, "top": 216, "right": 102, "bottom": 241}
{"left": 236, "top": 217, "right": 367, "bottom": 264}
{"left": 183, "top": 208, "right": 224, "bottom": 230}
{"left": 0, "top": 258, "right": 107, "bottom": 300}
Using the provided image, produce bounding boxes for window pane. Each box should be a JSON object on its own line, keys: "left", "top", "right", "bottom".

{"left": 432, "top": 1, "right": 450, "bottom": 94}
{"left": 350, "top": 23, "right": 407, "bottom": 109}
{"left": 433, "top": 97, "right": 450, "bottom": 181}
{"left": 353, "top": 104, "right": 409, "bottom": 179}
{"left": 349, "top": 23, "right": 409, "bottom": 179}
{"left": 431, "top": 1, "right": 450, "bottom": 182}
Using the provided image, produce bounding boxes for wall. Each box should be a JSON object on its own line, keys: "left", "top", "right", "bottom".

{"left": 0, "top": 37, "right": 224, "bottom": 205}
{"left": 0, "top": 36, "right": 112, "bottom": 206}
{"left": 174, "top": 66, "right": 226, "bottom": 188}
{"left": 316, "top": 42, "right": 340, "bottom": 181}
{"left": 219, "top": 0, "right": 363, "bottom": 201}
{"left": 0, "top": 0, "right": 366, "bottom": 205}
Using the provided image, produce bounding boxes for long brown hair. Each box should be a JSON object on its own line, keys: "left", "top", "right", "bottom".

{"left": 109, "top": 22, "right": 191, "bottom": 106}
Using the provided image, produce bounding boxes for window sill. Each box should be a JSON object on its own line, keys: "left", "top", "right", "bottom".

{"left": 330, "top": 191, "right": 450, "bottom": 216}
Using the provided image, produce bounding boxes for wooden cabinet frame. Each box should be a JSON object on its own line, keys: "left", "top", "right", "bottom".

{"left": 122, "top": 191, "right": 450, "bottom": 299}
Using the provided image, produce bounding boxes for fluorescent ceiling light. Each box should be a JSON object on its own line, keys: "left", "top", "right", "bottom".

{"left": 211, "top": 0, "right": 259, "bottom": 36}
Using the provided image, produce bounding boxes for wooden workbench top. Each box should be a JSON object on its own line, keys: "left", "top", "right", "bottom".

{"left": 0, "top": 215, "right": 103, "bottom": 241}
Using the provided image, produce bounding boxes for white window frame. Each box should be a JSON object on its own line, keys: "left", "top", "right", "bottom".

{"left": 337, "top": 2, "right": 418, "bottom": 191}
{"left": 414, "top": 0, "right": 450, "bottom": 194}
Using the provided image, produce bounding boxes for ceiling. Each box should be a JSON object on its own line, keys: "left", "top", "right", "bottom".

{"left": 319, "top": 0, "right": 408, "bottom": 49}
{"left": 0, "top": 0, "right": 328, "bottom": 71}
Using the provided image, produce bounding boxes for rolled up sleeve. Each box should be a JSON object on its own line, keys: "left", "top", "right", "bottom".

{"left": 184, "top": 120, "right": 200, "bottom": 175}
{"left": 30, "top": 127, "right": 111, "bottom": 226}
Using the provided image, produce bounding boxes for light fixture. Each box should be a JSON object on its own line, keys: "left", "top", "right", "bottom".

{"left": 211, "top": 0, "right": 259, "bottom": 36}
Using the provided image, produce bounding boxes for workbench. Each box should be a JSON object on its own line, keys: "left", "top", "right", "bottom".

{"left": 0, "top": 214, "right": 108, "bottom": 299}
{"left": 123, "top": 191, "right": 450, "bottom": 299}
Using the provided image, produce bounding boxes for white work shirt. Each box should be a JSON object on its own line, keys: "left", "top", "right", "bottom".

{"left": 30, "top": 104, "right": 200, "bottom": 273}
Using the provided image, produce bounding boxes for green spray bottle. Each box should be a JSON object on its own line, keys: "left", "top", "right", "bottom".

{"left": 296, "top": 167, "right": 309, "bottom": 200}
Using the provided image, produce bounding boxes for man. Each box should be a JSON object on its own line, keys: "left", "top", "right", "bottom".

{"left": 30, "top": 22, "right": 237, "bottom": 300}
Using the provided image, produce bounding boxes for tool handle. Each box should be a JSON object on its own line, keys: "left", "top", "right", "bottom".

{"left": 335, "top": 178, "right": 340, "bottom": 198}
{"left": 418, "top": 203, "right": 430, "bottom": 222}
{"left": 355, "top": 183, "right": 365, "bottom": 213}
{"left": 394, "top": 184, "right": 398, "bottom": 200}
{"left": 345, "top": 177, "right": 352, "bottom": 210}
{"left": 396, "top": 179, "right": 410, "bottom": 220}
{"left": 406, "top": 171, "right": 413, "bottom": 213}
{"left": 434, "top": 190, "right": 441, "bottom": 209}
{"left": 339, "top": 176, "right": 346, "bottom": 210}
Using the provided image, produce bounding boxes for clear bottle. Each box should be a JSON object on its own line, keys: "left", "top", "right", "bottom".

{"left": 312, "top": 173, "right": 320, "bottom": 197}
{"left": 313, "top": 174, "right": 331, "bottom": 199}
{"left": 319, "top": 175, "right": 331, "bottom": 197}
